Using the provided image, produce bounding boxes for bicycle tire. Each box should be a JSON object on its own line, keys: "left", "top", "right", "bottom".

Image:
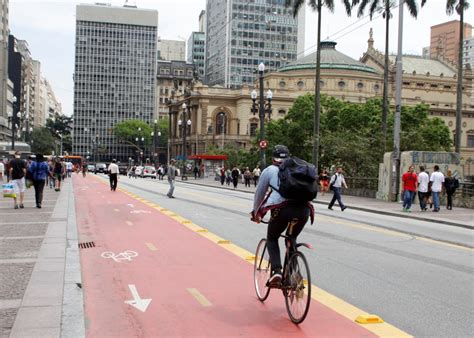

{"left": 284, "top": 251, "right": 311, "bottom": 324}
{"left": 254, "top": 238, "right": 271, "bottom": 301}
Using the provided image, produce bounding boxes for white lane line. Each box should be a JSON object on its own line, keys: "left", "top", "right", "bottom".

{"left": 126, "top": 221, "right": 134, "bottom": 226}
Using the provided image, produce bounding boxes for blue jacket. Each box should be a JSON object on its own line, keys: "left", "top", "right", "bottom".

{"left": 28, "top": 161, "right": 50, "bottom": 181}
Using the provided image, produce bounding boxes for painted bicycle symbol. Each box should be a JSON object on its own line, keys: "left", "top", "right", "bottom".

{"left": 101, "top": 250, "right": 138, "bottom": 263}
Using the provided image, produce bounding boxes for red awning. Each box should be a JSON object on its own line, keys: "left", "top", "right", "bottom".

{"left": 188, "top": 154, "right": 228, "bottom": 160}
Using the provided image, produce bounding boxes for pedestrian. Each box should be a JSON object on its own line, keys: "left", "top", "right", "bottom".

{"left": 8, "top": 151, "right": 27, "bottom": 209}
{"left": 252, "top": 165, "right": 261, "bottom": 187}
{"left": 244, "top": 167, "right": 252, "bottom": 187}
{"left": 328, "top": 166, "right": 348, "bottom": 211}
{"left": 220, "top": 167, "right": 225, "bottom": 185}
{"left": 167, "top": 159, "right": 177, "bottom": 198}
{"left": 429, "top": 165, "right": 444, "bottom": 212}
{"left": 66, "top": 161, "right": 73, "bottom": 177}
{"left": 401, "top": 165, "right": 418, "bottom": 212}
{"left": 108, "top": 159, "right": 119, "bottom": 191}
{"left": 82, "top": 163, "right": 87, "bottom": 177}
{"left": 193, "top": 165, "right": 199, "bottom": 179}
{"left": 0, "top": 158, "right": 4, "bottom": 182}
{"left": 417, "top": 166, "right": 429, "bottom": 211}
{"left": 443, "top": 170, "right": 459, "bottom": 210}
{"left": 231, "top": 166, "right": 240, "bottom": 189}
{"left": 28, "top": 154, "right": 51, "bottom": 208}
{"left": 225, "top": 168, "right": 232, "bottom": 186}
{"left": 53, "top": 158, "right": 64, "bottom": 191}
{"left": 319, "top": 169, "right": 330, "bottom": 195}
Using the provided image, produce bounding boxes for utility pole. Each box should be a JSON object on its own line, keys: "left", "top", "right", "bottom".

{"left": 392, "top": 0, "right": 404, "bottom": 202}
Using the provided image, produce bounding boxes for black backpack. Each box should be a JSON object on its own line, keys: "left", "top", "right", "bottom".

{"left": 273, "top": 157, "right": 318, "bottom": 202}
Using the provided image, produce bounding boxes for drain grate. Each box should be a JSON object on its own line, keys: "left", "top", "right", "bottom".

{"left": 78, "top": 242, "right": 95, "bottom": 249}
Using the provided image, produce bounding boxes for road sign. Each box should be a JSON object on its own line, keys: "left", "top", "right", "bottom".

{"left": 259, "top": 140, "right": 268, "bottom": 149}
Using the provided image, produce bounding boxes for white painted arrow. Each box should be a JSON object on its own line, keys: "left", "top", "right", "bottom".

{"left": 124, "top": 284, "right": 151, "bottom": 312}
{"left": 127, "top": 204, "right": 135, "bottom": 208}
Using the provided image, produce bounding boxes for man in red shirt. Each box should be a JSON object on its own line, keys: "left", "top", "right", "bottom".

{"left": 402, "top": 165, "right": 418, "bottom": 212}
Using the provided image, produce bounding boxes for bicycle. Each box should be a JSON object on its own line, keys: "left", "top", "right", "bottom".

{"left": 253, "top": 234, "right": 312, "bottom": 324}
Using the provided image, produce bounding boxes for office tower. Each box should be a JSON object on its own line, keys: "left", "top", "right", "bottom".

{"left": 463, "top": 37, "right": 474, "bottom": 67}
{"left": 187, "top": 32, "right": 205, "bottom": 80}
{"left": 0, "top": 0, "right": 9, "bottom": 141}
{"left": 157, "top": 39, "right": 185, "bottom": 61}
{"left": 204, "top": 0, "right": 299, "bottom": 87}
{"left": 430, "top": 20, "right": 472, "bottom": 64}
{"left": 73, "top": 3, "right": 158, "bottom": 162}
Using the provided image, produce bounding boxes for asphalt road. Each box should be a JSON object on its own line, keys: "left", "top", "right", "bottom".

{"left": 101, "top": 175, "right": 473, "bottom": 337}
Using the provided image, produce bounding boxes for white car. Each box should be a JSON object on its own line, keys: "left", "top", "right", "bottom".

{"left": 141, "top": 166, "right": 157, "bottom": 179}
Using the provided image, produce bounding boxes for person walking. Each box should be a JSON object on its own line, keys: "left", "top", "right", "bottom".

{"left": 0, "top": 158, "right": 4, "bottom": 182}
{"left": 108, "top": 159, "right": 119, "bottom": 191}
{"left": 81, "top": 163, "right": 87, "bottom": 177}
{"left": 231, "top": 166, "right": 240, "bottom": 189}
{"left": 243, "top": 167, "right": 252, "bottom": 187}
{"left": 28, "top": 154, "right": 51, "bottom": 208}
{"left": 167, "top": 159, "right": 177, "bottom": 198}
{"left": 401, "top": 165, "right": 418, "bottom": 212}
{"left": 417, "top": 166, "right": 429, "bottom": 211}
{"left": 328, "top": 166, "right": 348, "bottom": 211}
{"left": 8, "top": 151, "right": 27, "bottom": 209}
{"left": 219, "top": 167, "right": 225, "bottom": 185}
{"left": 193, "top": 165, "right": 199, "bottom": 179}
{"left": 225, "top": 168, "right": 232, "bottom": 186}
{"left": 319, "top": 169, "right": 330, "bottom": 195}
{"left": 66, "top": 161, "right": 73, "bottom": 178}
{"left": 252, "top": 165, "right": 261, "bottom": 187}
{"left": 429, "top": 165, "right": 444, "bottom": 212}
{"left": 444, "top": 170, "right": 458, "bottom": 210}
{"left": 53, "top": 158, "right": 64, "bottom": 191}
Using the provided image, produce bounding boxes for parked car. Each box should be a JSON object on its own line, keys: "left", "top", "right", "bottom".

{"left": 118, "top": 164, "right": 128, "bottom": 175}
{"left": 134, "top": 166, "right": 144, "bottom": 177}
{"left": 95, "top": 163, "right": 107, "bottom": 174}
{"left": 142, "top": 166, "right": 157, "bottom": 179}
{"left": 86, "top": 164, "right": 95, "bottom": 172}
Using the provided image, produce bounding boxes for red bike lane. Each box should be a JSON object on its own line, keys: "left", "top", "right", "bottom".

{"left": 74, "top": 176, "right": 379, "bottom": 337}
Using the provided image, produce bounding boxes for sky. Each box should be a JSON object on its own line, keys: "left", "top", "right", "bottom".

{"left": 9, "top": 0, "right": 474, "bottom": 116}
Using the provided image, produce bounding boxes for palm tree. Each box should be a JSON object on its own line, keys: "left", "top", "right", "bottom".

{"left": 285, "top": 0, "right": 352, "bottom": 172}
{"left": 445, "top": 0, "right": 470, "bottom": 153}
{"left": 352, "top": 0, "right": 422, "bottom": 152}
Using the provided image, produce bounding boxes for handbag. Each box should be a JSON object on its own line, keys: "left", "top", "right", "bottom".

{"left": 3, "top": 183, "right": 16, "bottom": 198}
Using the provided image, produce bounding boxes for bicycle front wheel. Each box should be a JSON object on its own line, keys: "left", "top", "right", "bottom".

{"left": 254, "top": 238, "right": 271, "bottom": 301}
{"left": 284, "top": 251, "right": 311, "bottom": 324}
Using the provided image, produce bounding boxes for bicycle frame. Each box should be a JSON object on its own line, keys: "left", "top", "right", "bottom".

{"left": 280, "top": 235, "right": 312, "bottom": 290}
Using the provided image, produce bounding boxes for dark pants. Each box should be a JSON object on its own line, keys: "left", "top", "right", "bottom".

{"left": 220, "top": 176, "right": 225, "bottom": 185}
{"left": 33, "top": 180, "right": 45, "bottom": 206}
{"left": 418, "top": 191, "right": 428, "bottom": 210}
{"left": 253, "top": 176, "right": 259, "bottom": 187}
{"left": 109, "top": 173, "right": 118, "bottom": 191}
{"left": 328, "top": 187, "right": 345, "bottom": 210}
{"left": 244, "top": 177, "right": 251, "bottom": 187}
{"left": 267, "top": 204, "right": 310, "bottom": 271}
{"left": 232, "top": 177, "right": 238, "bottom": 188}
{"left": 446, "top": 191, "right": 454, "bottom": 209}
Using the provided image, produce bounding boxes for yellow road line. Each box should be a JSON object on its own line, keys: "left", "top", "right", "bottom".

{"left": 145, "top": 242, "right": 157, "bottom": 251}
{"left": 97, "top": 176, "right": 411, "bottom": 336}
{"left": 187, "top": 288, "right": 212, "bottom": 307}
{"left": 113, "top": 208, "right": 120, "bottom": 212}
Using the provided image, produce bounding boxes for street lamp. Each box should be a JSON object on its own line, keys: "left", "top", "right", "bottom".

{"left": 152, "top": 119, "right": 161, "bottom": 165}
{"left": 251, "top": 62, "right": 272, "bottom": 169}
{"left": 56, "top": 131, "right": 63, "bottom": 156}
{"left": 178, "top": 102, "right": 191, "bottom": 179}
{"left": 135, "top": 135, "right": 145, "bottom": 165}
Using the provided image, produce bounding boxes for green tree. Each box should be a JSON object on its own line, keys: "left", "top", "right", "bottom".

{"left": 114, "top": 119, "right": 153, "bottom": 151}
{"left": 352, "top": 0, "right": 424, "bottom": 151}
{"left": 30, "top": 127, "right": 56, "bottom": 154}
{"left": 285, "top": 0, "right": 352, "bottom": 171}
{"left": 46, "top": 115, "right": 73, "bottom": 152}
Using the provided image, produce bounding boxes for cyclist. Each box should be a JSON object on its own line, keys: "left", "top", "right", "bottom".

{"left": 251, "top": 145, "right": 313, "bottom": 287}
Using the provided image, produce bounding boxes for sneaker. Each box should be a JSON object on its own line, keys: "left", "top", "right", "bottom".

{"left": 19, "top": 204, "right": 24, "bottom": 209}
{"left": 267, "top": 270, "right": 282, "bottom": 287}
{"left": 341, "top": 206, "right": 347, "bottom": 212}
{"left": 406, "top": 209, "right": 411, "bottom": 213}
{"left": 14, "top": 205, "right": 19, "bottom": 209}
{"left": 402, "top": 207, "right": 406, "bottom": 212}
{"left": 328, "top": 206, "right": 333, "bottom": 210}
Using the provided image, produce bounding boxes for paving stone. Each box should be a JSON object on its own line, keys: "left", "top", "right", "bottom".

{"left": 0, "top": 308, "right": 17, "bottom": 338}
{"left": 11, "top": 305, "right": 61, "bottom": 329}
{"left": 0, "top": 238, "right": 43, "bottom": 259}
{"left": 0, "top": 223, "right": 48, "bottom": 237}
{"left": 0, "top": 263, "right": 34, "bottom": 299}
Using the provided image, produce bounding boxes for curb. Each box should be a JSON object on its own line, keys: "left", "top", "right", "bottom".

{"left": 177, "top": 178, "right": 473, "bottom": 230}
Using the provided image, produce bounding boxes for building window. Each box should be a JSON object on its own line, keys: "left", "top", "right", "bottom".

{"left": 279, "top": 80, "right": 286, "bottom": 88}
{"left": 216, "top": 112, "right": 227, "bottom": 135}
{"left": 357, "top": 82, "right": 364, "bottom": 89}
{"left": 250, "top": 122, "right": 258, "bottom": 137}
{"left": 278, "top": 109, "right": 286, "bottom": 115}
{"left": 338, "top": 81, "right": 346, "bottom": 88}
{"left": 374, "top": 84, "right": 380, "bottom": 91}
{"left": 467, "top": 134, "right": 474, "bottom": 148}
{"left": 297, "top": 80, "right": 304, "bottom": 88}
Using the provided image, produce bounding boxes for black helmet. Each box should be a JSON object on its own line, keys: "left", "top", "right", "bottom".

{"left": 272, "top": 145, "right": 289, "bottom": 162}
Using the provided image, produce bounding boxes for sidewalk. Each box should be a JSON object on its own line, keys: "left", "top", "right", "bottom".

{"left": 0, "top": 178, "right": 84, "bottom": 337}
{"left": 179, "top": 176, "right": 474, "bottom": 229}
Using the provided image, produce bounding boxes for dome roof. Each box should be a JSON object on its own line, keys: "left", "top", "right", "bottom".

{"left": 279, "top": 41, "right": 377, "bottom": 74}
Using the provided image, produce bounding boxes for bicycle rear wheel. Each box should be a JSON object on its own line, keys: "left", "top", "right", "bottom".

{"left": 284, "top": 251, "right": 311, "bottom": 324}
{"left": 254, "top": 238, "right": 271, "bottom": 301}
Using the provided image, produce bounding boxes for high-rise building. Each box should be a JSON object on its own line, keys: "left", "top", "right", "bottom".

{"left": 204, "top": 0, "right": 300, "bottom": 87}
{"left": 430, "top": 20, "right": 472, "bottom": 64}
{"left": 157, "top": 39, "right": 185, "bottom": 61}
{"left": 0, "top": 0, "right": 9, "bottom": 141}
{"left": 463, "top": 36, "right": 474, "bottom": 67}
{"left": 73, "top": 3, "right": 158, "bottom": 162}
{"left": 199, "top": 10, "right": 206, "bottom": 33}
{"left": 187, "top": 32, "right": 205, "bottom": 80}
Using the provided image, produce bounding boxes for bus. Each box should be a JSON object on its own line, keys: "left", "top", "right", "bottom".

{"left": 63, "top": 155, "right": 85, "bottom": 169}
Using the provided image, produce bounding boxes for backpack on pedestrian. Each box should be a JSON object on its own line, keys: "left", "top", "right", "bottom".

{"left": 272, "top": 157, "right": 318, "bottom": 202}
